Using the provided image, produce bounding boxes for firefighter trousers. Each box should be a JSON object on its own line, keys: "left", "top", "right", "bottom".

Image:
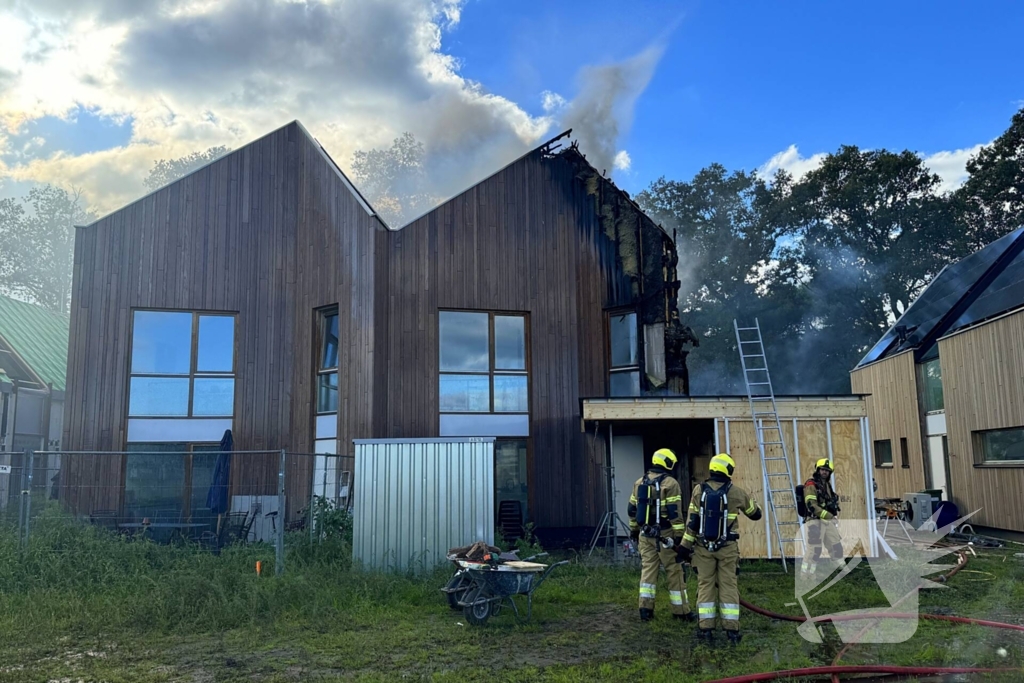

{"left": 638, "top": 535, "right": 689, "bottom": 615}
{"left": 801, "top": 519, "right": 844, "bottom": 576}
{"left": 693, "top": 542, "right": 740, "bottom": 631}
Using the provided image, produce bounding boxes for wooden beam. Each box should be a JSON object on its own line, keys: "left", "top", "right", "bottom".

{"left": 582, "top": 396, "right": 867, "bottom": 421}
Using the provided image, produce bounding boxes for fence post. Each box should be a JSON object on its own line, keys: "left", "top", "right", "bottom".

{"left": 276, "top": 449, "right": 286, "bottom": 576}
{"left": 22, "top": 450, "right": 34, "bottom": 546}
{"left": 17, "top": 449, "right": 28, "bottom": 547}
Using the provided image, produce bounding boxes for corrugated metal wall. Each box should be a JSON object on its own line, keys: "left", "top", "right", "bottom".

{"left": 353, "top": 438, "right": 494, "bottom": 571}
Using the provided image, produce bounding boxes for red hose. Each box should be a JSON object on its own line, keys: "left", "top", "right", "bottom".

{"left": 705, "top": 665, "right": 1018, "bottom": 683}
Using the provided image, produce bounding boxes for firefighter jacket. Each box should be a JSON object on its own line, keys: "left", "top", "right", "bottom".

{"left": 681, "top": 474, "right": 762, "bottom": 550}
{"left": 628, "top": 469, "right": 687, "bottom": 538}
{"left": 804, "top": 474, "right": 840, "bottom": 521}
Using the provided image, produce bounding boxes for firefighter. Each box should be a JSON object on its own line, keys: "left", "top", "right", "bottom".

{"left": 627, "top": 448, "right": 695, "bottom": 622}
{"left": 678, "top": 453, "right": 762, "bottom": 645}
{"left": 801, "top": 458, "right": 844, "bottom": 579}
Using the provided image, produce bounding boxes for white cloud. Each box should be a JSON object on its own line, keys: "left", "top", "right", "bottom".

{"left": 0, "top": 0, "right": 663, "bottom": 218}
{"left": 758, "top": 144, "right": 827, "bottom": 181}
{"left": 759, "top": 142, "right": 988, "bottom": 194}
{"left": 921, "top": 144, "right": 985, "bottom": 193}
{"left": 613, "top": 149, "right": 631, "bottom": 171}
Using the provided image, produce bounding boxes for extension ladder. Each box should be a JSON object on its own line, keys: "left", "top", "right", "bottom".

{"left": 733, "top": 319, "right": 804, "bottom": 570}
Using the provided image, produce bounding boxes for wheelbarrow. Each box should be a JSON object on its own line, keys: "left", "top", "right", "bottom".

{"left": 440, "top": 553, "right": 569, "bottom": 626}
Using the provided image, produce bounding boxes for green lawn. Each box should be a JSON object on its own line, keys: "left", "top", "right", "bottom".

{"left": 2, "top": 512, "right": 1023, "bottom": 682}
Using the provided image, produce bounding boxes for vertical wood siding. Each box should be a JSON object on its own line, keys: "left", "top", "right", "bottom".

{"left": 938, "top": 309, "right": 1024, "bottom": 531}
{"left": 850, "top": 351, "right": 927, "bottom": 497}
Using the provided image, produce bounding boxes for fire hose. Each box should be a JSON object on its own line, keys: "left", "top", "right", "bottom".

{"left": 705, "top": 552, "right": 1024, "bottom": 683}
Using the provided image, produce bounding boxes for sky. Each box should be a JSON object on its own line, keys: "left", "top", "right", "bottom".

{"left": 0, "top": 0, "right": 1022, "bottom": 219}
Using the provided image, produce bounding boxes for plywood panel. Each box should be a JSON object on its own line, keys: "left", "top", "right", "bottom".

{"left": 939, "top": 309, "right": 1024, "bottom": 532}
{"left": 850, "top": 351, "right": 926, "bottom": 497}
{"left": 830, "top": 419, "right": 870, "bottom": 555}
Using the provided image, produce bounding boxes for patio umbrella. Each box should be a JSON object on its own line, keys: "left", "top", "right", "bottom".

{"left": 207, "top": 429, "right": 233, "bottom": 533}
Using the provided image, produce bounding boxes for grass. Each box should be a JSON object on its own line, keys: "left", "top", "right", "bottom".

{"left": 1, "top": 509, "right": 1023, "bottom": 682}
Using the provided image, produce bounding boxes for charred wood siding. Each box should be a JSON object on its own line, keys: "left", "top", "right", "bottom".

{"left": 377, "top": 150, "right": 677, "bottom": 527}
{"left": 62, "top": 122, "right": 382, "bottom": 516}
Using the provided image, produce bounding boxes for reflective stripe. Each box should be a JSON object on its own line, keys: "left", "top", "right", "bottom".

{"left": 746, "top": 500, "right": 758, "bottom": 514}
{"left": 630, "top": 495, "right": 637, "bottom": 503}
{"left": 665, "top": 495, "right": 682, "bottom": 503}
{"left": 805, "top": 495, "right": 818, "bottom": 501}
{"left": 819, "top": 510, "right": 829, "bottom": 520}
{"left": 727, "top": 513, "right": 738, "bottom": 520}
{"left": 672, "top": 523, "right": 687, "bottom": 531}
{"left": 721, "top": 603, "right": 740, "bottom": 620}
{"left": 669, "top": 591, "right": 684, "bottom": 606}
{"left": 639, "top": 583, "right": 657, "bottom": 598}
{"left": 683, "top": 533, "right": 695, "bottom": 542}
{"left": 698, "top": 602, "right": 716, "bottom": 616}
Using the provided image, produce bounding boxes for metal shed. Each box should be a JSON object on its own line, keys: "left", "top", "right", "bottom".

{"left": 352, "top": 438, "right": 495, "bottom": 571}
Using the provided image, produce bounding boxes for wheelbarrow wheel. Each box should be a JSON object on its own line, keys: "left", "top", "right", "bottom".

{"left": 447, "top": 589, "right": 468, "bottom": 611}
{"left": 463, "top": 599, "right": 493, "bottom": 626}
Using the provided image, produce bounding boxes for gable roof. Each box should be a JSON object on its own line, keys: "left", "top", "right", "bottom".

{"left": 0, "top": 295, "right": 70, "bottom": 391}
{"left": 80, "top": 120, "right": 387, "bottom": 230}
{"left": 856, "top": 226, "right": 1024, "bottom": 368}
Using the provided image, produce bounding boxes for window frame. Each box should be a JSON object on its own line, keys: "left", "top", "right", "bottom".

{"left": 127, "top": 310, "right": 237, "bottom": 419}
{"left": 607, "top": 309, "right": 641, "bottom": 397}
{"left": 900, "top": 437, "right": 910, "bottom": 469}
{"left": 874, "top": 439, "right": 894, "bottom": 469}
{"left": 438, "top": 310, "right": 530, "bottom": 416}
{"left": 316, "top": 307, "right": 340, "bottom": 415}
{"left": 973, "top": 426, "right": 1024, "bottom": 468}
{"left": 122, "top": 441, "right": 221, "bottom": 522}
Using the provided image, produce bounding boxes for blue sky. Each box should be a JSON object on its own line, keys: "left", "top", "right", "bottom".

{"left": 0, "top": 0, "right": 1021, "bottom": 213}
{"left": 450, "top": 0, "right": 1024, "bottom": 194}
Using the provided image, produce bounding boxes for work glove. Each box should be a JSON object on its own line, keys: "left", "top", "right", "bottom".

{"left": 629, "top": 528, "right": 640, "bottom": 543}
{"left": 675, "top": 544, "right": 693, "bottom": 564}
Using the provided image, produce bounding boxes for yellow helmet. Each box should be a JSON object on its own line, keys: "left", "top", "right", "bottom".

{"left": 652, "top": 448, "right": 677, "bottom": 470}
{"left": 710, "top": 453, "right": 736, "bottom": 477}
{"left": 815, "top": 458, "right": 833, "bottom": 472}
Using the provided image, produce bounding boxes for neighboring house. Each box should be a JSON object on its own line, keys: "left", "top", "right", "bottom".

{"left": 0, "top": 294, "right": 68, "bottom": 510}
{"left": 851, "top": 226, "right": 1024, "bottom": 533}
{"left": 62, "top": 121, "right": 695, "bottom": 533}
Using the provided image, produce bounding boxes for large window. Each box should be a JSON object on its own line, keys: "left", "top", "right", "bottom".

{"left": 919, "top": 358, "right": 944, "bottom": 412}
{"left": 609, "top": 311, "right": 640, "bottom": 396}
{"left": 439, "top": 311, "right": 528, "bottom": 414}
{"left": 318, "top": 310, "right": 339, "bottom": 414}
{"left": 124, "top": 443, "right": 220, "bottom": 523}
{"left": 874, "top": 439, "right": 893, "bottom": 468}
{"left": 975, "top": 427, "right": 1024, "bottom": 465}
{"left": 129, "top": 311, "right": 236, "bottom": 418}
{"left": 900, "top": 437, "right": 910, "bottom": 468}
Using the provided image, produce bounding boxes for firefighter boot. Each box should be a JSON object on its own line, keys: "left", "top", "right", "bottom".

{"left": 674, "top": 611, "right": 697, "bottom": 622}
{"left": 727, "top": 630, "right": 742, "bottom": 646}
{"left": 639, "top": 608, "right": 654, "bottom": 622}
{"left": 696, "top": 628, "right": 714, "bottom": 646}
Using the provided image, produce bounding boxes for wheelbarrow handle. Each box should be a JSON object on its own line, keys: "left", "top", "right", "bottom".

{"left": 531, "top": 560, "right": 569, "bottom": 592}
{"left": 522, "top": 552, "right": 549, "bottom": 562}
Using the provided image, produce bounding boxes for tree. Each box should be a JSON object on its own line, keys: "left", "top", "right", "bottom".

{"left": 637, "top": 166, "right": 806, "bottom": 393}
{"left": 770, "top": 146, "right": 962, "bottom": 389}
{"left": 144, "top": 146, "right": 231, "bottom": 191}
{"left": 0, "top": 185, "right": 94, "bottom": 315}
{"left": 350, "top": 133, "right": 437, "bottom": 226}
{"left": 955, "top": 106, "right": 1024, "bottom": 247}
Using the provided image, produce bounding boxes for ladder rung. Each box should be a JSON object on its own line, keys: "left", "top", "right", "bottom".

{"left": 780, "top": 538, "right": 804, "bottom": 543}
{"left": 742, "top": 354, "right": 765, "bottom": 359}
{"left": 777, "top": 521, "right": 801, "bottom": 526}
{"left": 762, "top": 441, "right": 785, "bottom": 446}
{"left": 770, "top": 488, "right": 794, "bottom": 494}
{"left": 773, "top": 504, "right": 796, "bottom": 510}
{"left": 739, "top": 340, "right": 761, "bottom": 344}
{"left": 764, "top": 457, "right": 788, "bottom": 462}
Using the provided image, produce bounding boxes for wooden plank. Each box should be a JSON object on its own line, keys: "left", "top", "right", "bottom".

{"left": 938, "top": 309, "right": 1024, "bottom": 532}
{"left": 850, "top": 350, "right": 926, "bottom": 498}
{"left": 583, "top": 397, "right": 868, "bottom": 421}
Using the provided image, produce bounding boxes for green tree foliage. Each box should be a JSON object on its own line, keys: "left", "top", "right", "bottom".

{"left": 637, "top": 166, "right": 806, "bottom": 393}
{"left": 956, "top": 106, "right": 1024, "bottom": 246}
{"left": 350, "top": 132, "right": 438, "bottom": 226}
{"left": 0, "top": 185, "right": 94, "bottom": 315}
{"left": 144, "top": 146, "right": 231, "bottom": 191}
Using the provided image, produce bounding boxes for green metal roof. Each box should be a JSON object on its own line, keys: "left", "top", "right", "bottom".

{"left": 0, "top": 295, "right": 69, "bottom": 391}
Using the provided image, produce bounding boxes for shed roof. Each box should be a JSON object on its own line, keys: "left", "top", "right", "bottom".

{"left": 0, "top": 295, "right": 69, "bottom": 391}
{"left": 581, "top": 395, "right": 867, "bottom": 422}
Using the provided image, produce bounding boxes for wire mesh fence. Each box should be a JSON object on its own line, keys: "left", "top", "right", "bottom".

{"left": 0, "top": 449, "right": 355, "bottom": 574}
